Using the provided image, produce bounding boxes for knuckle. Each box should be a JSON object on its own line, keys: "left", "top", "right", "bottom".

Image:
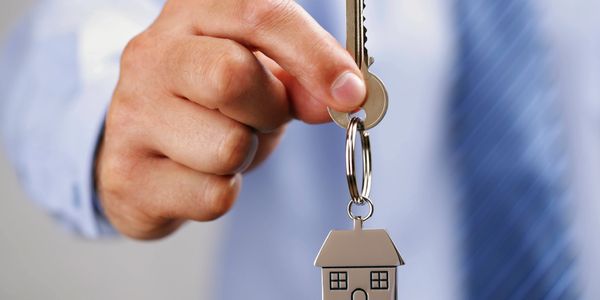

{"left": 243, "top": 0, "right": 295, "bottom": 33}
{"left": 121, "top": 34, "right": 148, "bottom": 70}
{"left": 113, "top": 209, "right": 181, "bottom": 241}
{"left": 120, "top": 31, "right": 160, "bottom": 75}
{"left": 106, "top": 95, "right": 140, "bottom": 141}
{"left": 97, "top": 150, "right": 135, "bottom": 201}
{"left": 202, "top": 175, "right": 240, "bottom": 220}
{"left": 211, "top": 43, "right": 258, "bottom": 106}
{"left": 217, "top": 124, "right": 257, "bottom": 174}
{"left": 100, "top": 107, "right": 144, "bottom": 199}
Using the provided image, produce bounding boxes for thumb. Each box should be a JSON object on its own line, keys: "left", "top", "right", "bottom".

{"left": 257, "top": 52, "right": 362, "bottom": 123}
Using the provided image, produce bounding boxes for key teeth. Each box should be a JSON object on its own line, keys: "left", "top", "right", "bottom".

{"left": 364, "top": 25, "right": 369, "bottom": 63}
{"left": 363, "top": 1, "right": 371, "bottom": 66}
{"left": 363, "top": 17, "right": 369, "bottom": 61}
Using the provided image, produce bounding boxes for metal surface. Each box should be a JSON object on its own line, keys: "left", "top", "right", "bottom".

{"left": 345, "top": 117, "right": 372, "bottom": 204}
{"left": 328, "top": 73, "right": 389, "bottom": 129}
{"left": 328, "top": 0, "right": 389, "bottom": 130}
{"left": 346, "top": 0, "right": 365, "bottom": 67}
{"left": 314, "top": 215, "right": 404, "bottom": 300}
{"left": 347, "top": 197, "right": 374, "bottom": 221}
{"left": 316, "top": 5, "right": 404, "bottom": 298}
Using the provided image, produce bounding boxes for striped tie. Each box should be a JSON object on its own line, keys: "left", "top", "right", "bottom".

{"left": 451, "top": 0, "right": 579, "bottom": 299}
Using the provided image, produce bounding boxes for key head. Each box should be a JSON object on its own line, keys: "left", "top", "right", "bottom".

{"left": 329, "top": 72, "right": 389, "bottom": 130}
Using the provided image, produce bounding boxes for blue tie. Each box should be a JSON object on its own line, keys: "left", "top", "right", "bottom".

{"left": 451, "top": 0, "right": 579, "bottom": 299}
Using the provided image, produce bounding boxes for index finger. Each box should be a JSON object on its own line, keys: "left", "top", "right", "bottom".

{"left": 160, "top": 0, "right": 366, "bottom": 112}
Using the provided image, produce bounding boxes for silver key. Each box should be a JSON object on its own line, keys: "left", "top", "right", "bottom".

{"left": 328, "top": 0, "right": 389, "bottom": 130}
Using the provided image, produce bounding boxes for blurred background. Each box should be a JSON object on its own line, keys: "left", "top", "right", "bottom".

{"left": 0, "top": 3, "right": 221, "bottom": 300}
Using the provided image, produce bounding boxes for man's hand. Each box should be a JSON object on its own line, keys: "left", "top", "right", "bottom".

{"left": 96, "top": 0, "right": 366, "bottom": 240}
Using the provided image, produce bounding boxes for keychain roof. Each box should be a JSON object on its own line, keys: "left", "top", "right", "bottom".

{"left": 315, "top": 219, "right": 404, "bottom": 268}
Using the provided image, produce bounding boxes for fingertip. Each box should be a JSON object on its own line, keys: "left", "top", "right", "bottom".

{"left": 296, "top": 107, "right": 332, "bottom": 124}
{"left": 288, "top": 88, "right": 332, "bottom": 124}
{"left": 201, "top": 173, "right": 242, "bottom": 222}
{"left": 329, "top": 71, "right": 367, "bottom": 112}
{"left": 231, "top": 172, "right": 243, "bottom": 193}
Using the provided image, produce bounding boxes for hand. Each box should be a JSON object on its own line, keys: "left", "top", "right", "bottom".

{"left": 96, "top": 0, "right": 366, "bottom": 240}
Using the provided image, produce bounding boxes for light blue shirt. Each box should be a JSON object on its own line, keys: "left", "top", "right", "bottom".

{"left": 1, "top": 0, "right": 599, "bottom": 299}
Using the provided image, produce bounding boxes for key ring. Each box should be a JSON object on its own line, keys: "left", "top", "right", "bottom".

{"left": 345, "top": 117, "right": 372, "bottom": 204}
{"left": 347, "top": 196, "right": 374, "bottom": 221}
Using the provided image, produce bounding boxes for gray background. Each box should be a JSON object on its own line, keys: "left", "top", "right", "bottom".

{"left": 0, "top": 1, "right": 221, "bottom": 299}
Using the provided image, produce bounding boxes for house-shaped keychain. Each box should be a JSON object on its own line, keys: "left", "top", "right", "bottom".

{"left": 315, "top": 219, "right": 405, "bottom": 300}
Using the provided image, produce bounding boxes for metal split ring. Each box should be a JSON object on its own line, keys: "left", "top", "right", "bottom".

{"left": 345, "top": 117, "right": 372, "bottom": 204}
{"left": 347, "top": 197, "right": 374, "bottom": 221}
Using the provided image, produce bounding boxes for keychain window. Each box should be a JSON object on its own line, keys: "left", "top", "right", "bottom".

{"left": 370, "top": 271, "right": 389, "bottom": 290}
{"left": 329, "top": 272, "right": 348, "bottom": 290}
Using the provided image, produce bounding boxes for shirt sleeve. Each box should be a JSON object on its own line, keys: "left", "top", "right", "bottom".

{"left": 0, "top": 0, "right": 161, "bottom": 238}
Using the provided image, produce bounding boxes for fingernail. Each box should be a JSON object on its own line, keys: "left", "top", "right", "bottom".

{"left": 331, "top": 72, "right": 366, "bottom": 110}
